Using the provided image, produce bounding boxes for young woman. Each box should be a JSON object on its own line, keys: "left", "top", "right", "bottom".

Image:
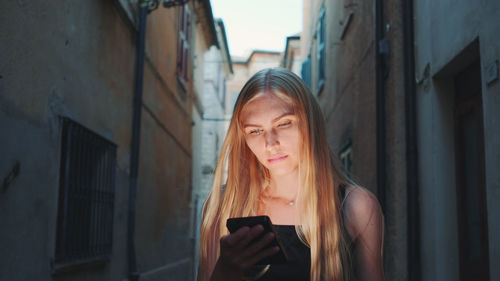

{"left": 198, "top": 68, "right": 384, "bottom": 281}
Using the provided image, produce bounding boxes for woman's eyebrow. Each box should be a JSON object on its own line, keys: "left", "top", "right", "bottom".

{"left": 272, "top": 112, "right": 294, "bottom": 122}
{"left": 243, "top": 112, "right": 294, "bottom": 128}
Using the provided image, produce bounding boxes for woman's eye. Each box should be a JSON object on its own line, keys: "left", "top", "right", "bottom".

{"left": 249, "top": 129, "right": 263, "bottom": 135}
{"left": 278, "top": 121, "right": 292, "bottom": 127}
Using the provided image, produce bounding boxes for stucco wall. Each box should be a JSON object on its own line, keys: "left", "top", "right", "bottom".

{"left": 300, "top": 0, "right": 409, "bottom": 280}
{"left": 0, "top": 1, "right": 202, "bottom": 280}
{"left": 414, "top": 0, "right": 500, "bottom": 280}
{"left": 0, "top": 1, "right": 133, "bottom": 280}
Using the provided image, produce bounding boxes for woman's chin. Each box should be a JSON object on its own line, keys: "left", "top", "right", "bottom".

{"left": 268, "top": 165, "right": 298, "bottom": 177}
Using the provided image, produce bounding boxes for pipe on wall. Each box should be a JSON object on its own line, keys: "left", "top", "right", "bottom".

{"left": 127, "top": 5, "right": 148, "bottom": 281}
{"left": 375, "top": 0, "right": 387, "bottom": 213}
{"left": 402, "top": 0, "right": 421, "bottom": 279}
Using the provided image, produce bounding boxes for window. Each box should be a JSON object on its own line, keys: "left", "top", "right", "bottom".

{"left": 177, "top": 4, "right": 191, "bottom": 87}
{"left": 340, "top": 141, "right": 353, "bottom": 176}
{"left": 54, "top": 118, "right": 117, "bottom": 266}
{"left": 221, "top": 77, "right": 227, "bottom": 110}
{"left": 317, "top": 6, "right": 326, "bottom": 93}
{"left": 301, "top": 55, "right": 311, "bottom": 89}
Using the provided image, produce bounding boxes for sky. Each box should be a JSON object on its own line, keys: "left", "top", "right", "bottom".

{"left": 210, "top": 0, "right": 302, "bottom": 58}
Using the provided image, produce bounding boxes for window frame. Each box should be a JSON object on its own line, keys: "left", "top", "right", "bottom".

{"left": 317, "top": 6, "right": 326, "bottom": 94}
{"left": 301, "top": 55, "right": 312, "bottom": 90}
{"left": 177, "top": 4, "right": 191, "bottom": 89}
{"left": 53, "top": 117, "right": 117, "bottom": 271}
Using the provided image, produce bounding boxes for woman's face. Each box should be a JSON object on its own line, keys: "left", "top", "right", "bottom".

{"left": 240, "top": 93, "right": 301, "bottom": 177}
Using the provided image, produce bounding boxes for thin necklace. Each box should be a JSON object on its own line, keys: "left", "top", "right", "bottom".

{"left": 261, "top": 193, "right": 296, "bottom": 207}
{"left": 260, "top": 183, "right": 297, "bottom": 207}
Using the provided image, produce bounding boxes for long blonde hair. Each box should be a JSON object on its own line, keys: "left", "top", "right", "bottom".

{"left": 199, "top": 68, "right": 351, "bottom": 281}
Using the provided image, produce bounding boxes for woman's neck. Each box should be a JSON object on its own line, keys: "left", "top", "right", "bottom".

{"left": 267, "top": 169, "right": 299, "bottom": 201}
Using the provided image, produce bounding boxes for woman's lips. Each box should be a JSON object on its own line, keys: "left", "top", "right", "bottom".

{"left": 268, "top": 155, "right": 288, "bottom": 163}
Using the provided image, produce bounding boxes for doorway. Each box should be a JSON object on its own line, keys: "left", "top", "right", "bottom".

{"left": 454, "top": 60, "right": 490, "bottom": 281}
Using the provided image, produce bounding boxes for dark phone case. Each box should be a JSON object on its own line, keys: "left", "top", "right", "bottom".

{"left": 226, "top": 216, "right": 288, "bottom": 265}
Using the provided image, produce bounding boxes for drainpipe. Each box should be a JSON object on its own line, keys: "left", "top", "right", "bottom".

{"left": 402, "top": 0, "right": 420, "bottom": 279}
{"left": 128, "top": 5, "right": 148, "bottom": 281}
{"left": 375, "top": 0, "right": 387, "bottom": 213}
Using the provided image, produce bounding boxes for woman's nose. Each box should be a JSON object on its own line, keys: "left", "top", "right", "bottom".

{"left": 265, "top": 130, "right": 279, "bottom": 151}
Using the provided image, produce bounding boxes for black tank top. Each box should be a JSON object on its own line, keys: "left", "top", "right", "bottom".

{"left": 255, "top": 225, "right": 311, "bottom": 281}
{"left": 247, "top": 184, "right": 350, "bottom": 281}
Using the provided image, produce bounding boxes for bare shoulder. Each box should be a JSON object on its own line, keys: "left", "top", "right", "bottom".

{"left": 343, "top": 186, "right": 381, "bottom": 215}
{"left": 342, "top": 186, "right": 384, "bottom": 241}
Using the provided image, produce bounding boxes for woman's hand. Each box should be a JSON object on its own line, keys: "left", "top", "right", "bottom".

{"left": 209, "top": 224, "right": 279, "bottom": 281}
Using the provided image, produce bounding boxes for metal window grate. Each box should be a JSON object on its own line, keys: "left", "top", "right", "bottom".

{"left": 55, "top": 117, "right": 117, "bottom": 264}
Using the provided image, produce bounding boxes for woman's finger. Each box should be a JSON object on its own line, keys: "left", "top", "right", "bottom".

{"left": 221, "top": 226, "right": 250, "bottom": 248}
{"left": 246, "top": 245, "right": 280, "bottom": 266}
{"left": 241, "top": 231, "right": 275, "bottom": 258}
{"left": 218, "top": 225, "right": 274, "bottom": 271}
{"left": 237, "top": 224, "right": 265, "bottom": 248}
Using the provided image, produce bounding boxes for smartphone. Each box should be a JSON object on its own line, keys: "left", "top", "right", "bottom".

{"left": 226, "top": 216, "right": 288, "bottom": 264}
